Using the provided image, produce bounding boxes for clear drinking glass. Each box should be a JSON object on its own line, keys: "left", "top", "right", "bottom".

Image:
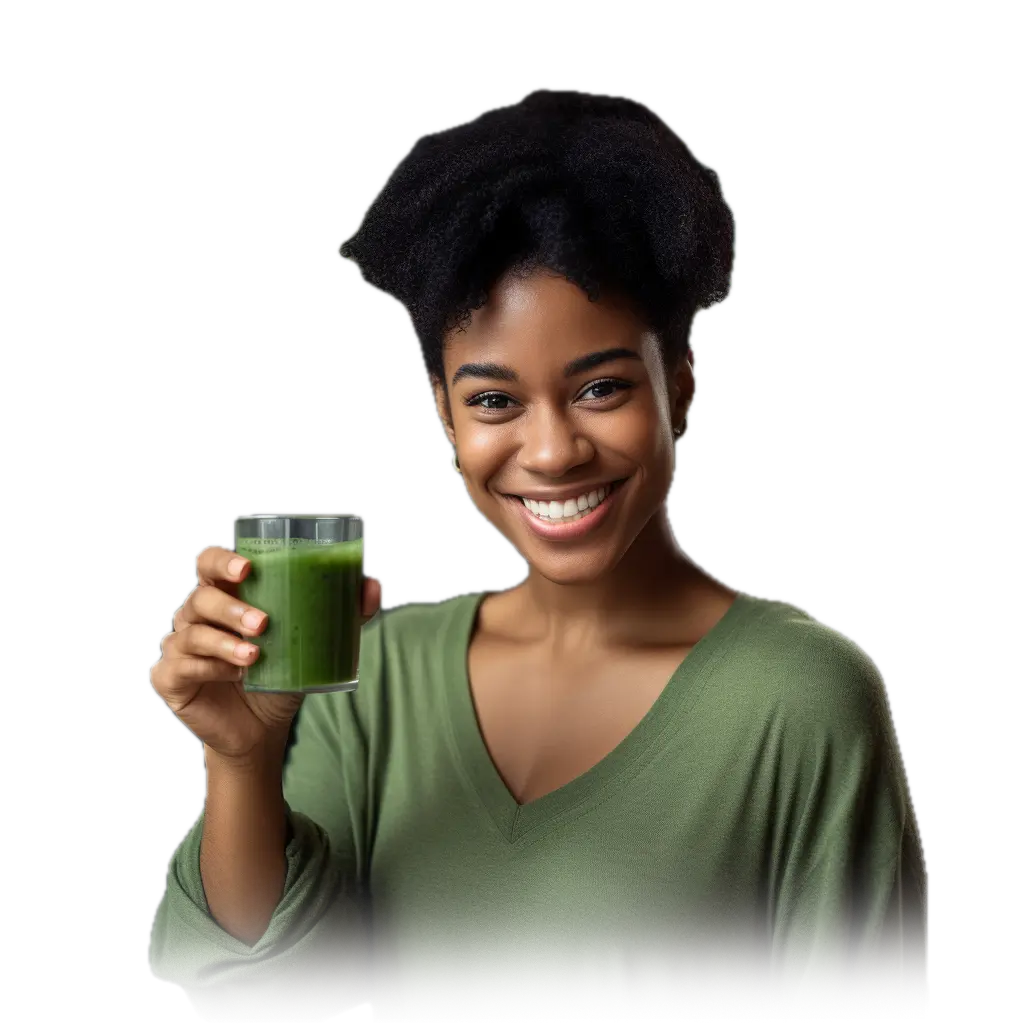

{"left": 233, "top": 515, "right": 363, "bottom": 693}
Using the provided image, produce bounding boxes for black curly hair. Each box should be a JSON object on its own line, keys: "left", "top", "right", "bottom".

{"left": 339, "top": 89, "right": 734, "bottom": 399}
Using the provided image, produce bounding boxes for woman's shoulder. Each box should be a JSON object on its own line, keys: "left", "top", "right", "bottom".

{"left": 725, "top": 590, "right": 891, "bottom": 732}
{"left": 366, "top": 590, "right": 483, "bottom": 645}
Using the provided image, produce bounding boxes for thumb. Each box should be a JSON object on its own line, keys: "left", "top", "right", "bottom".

{"left": 364, "top": 577, "right": 387, "bottom": 622}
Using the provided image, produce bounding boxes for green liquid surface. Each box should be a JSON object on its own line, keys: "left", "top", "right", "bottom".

{"left": 234, "top": 537, "right": 363, "bottom": 693}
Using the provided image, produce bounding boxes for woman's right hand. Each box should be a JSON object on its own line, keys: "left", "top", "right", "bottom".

{"left": 151, "top": 545, "right": 382, "bottom": 764}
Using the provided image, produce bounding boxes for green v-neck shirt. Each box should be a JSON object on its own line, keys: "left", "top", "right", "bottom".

{"left": 149, "top": 589, "right": 929, "bottom": 1019}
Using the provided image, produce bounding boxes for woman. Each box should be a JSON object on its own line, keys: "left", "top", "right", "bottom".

{"left": 149, "top": 91, "right": 926, "bottom": 1021}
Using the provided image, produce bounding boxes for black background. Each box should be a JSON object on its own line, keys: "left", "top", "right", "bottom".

{"left": 140, "top": 75, "right": 937, "bottom": 1019}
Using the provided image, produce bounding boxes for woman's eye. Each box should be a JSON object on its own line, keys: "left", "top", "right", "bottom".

{"left": 585, "top": 382, "right": 622, "bottom": 401}
{"left": 464, "top": 380, "right": 631, "bottom": 412}
{"left": 471, "top": 393, "right": 514, "bottom": 410}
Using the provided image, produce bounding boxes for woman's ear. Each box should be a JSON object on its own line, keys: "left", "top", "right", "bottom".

{"left": 671, "top": 350, "right": 695, "bottom": 432}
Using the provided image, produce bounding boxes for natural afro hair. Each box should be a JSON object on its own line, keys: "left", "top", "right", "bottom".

{"left": 339, "top": 89, "right": 734, "bottom": 389}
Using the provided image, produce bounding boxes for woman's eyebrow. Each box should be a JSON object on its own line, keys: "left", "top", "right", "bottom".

{"left": 451, "top": 347, "right": 641, "bottom": 387}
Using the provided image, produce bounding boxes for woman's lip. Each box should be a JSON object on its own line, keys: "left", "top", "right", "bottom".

{"left": 504, "top": 478, "right": 627, "bottom": 501}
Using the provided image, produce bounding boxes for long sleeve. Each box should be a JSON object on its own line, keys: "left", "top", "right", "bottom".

{"left": 148, "top": 615, "right": 385, "bottom": 1021}
{"left": 770, "top": 618, "right": 929, "bottom": 1019}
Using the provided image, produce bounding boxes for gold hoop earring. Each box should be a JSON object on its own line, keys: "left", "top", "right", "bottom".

{"left": 453, "top": 451, "right": 462, "bottom": 474}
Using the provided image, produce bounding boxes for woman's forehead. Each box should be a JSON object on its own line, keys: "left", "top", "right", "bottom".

{"left": 442, "top": 272, "right": 656, "bottom": 376}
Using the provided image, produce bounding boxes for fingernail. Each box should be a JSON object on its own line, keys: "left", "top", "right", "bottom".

{"left": 228, "top": 557, "right": 247, "bottom": 577}
{"left": 242, "top": 609, "right": 265, "bottom": 630}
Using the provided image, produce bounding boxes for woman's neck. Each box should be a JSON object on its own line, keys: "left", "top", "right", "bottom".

{"left": 511, "top": 505, "right": 727, "bottom": 650}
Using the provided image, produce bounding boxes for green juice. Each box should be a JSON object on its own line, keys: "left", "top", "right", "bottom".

{"left": 234, "top": 536, "right": 363, "bottom": 693}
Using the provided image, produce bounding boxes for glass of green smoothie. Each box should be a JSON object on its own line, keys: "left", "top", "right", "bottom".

{"left": 233, "top": 514, "right": 363, "bottom": 694}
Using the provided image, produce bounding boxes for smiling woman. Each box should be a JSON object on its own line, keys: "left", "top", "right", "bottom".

{"left": 331, "top": 90, "right": 925, "bottom": 1024}
{"left": 149, "top": 90, "right": 926, "bottom": 1022}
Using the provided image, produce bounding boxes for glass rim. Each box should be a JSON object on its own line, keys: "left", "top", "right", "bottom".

{"left": 232, "top": 512, "right": 364, "bottom": 520}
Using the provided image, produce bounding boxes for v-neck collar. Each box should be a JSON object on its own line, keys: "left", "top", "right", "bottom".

{"left": 440, "top": 588, "right": 763, "bottom": 845}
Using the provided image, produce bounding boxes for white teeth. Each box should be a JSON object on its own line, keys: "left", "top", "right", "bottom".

{"left": 520, "top": 482, "right": 618, "bottom": 522}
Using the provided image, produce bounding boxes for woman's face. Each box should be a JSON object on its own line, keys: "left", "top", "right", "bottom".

{"left": 433, "top": 269, "right": 694, "bottom": 585}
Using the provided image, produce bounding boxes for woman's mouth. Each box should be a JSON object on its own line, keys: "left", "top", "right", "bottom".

{"left": 501, "top": 478, "right": 628, "bottom": 541}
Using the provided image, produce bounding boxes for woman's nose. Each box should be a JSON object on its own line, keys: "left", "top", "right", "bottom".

{"left": 515, "top": 407, "right": 593, "bottom": 476}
